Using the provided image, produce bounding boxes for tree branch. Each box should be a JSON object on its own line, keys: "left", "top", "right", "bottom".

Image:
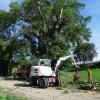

{"left": 48, "top": 8, "right": 64, "bottom": 34}
{"left": 36, "top": 2, "right": 46, "bottom": 31}
{"left": 59, "top": 8, "right": 63, "bottom": 20}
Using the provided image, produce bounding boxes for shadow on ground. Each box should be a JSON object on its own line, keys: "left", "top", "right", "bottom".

{"left": 14, "top": 83, "right": 39, "bottom": 88}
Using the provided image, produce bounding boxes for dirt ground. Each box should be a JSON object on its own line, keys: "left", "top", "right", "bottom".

{"left": 0, "top": 80, "right": 100, "bottom": 100}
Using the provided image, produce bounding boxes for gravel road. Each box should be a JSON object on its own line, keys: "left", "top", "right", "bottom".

{"left": 0, "top": 80, "right": 100, "bottom": 100}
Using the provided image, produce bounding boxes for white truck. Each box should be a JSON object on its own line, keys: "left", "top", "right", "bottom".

{"left": 29, "top": 53, "right": 78, "bottom": 88}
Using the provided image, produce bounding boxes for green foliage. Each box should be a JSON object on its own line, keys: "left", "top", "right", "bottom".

{"left": 79, "top": 81, "right": 94, "bottom": 90}
{"left": 59, "top": 67, "right": 100, "bottom": 92}
{"left": 0, "top": 88, "right": 27, "bottom": 100}
{"left": 0, "top": 0, "right": 97, "bottom": 75}
{"left": 74, "top": 43, "right": 97, "bottom": 63}
{"left": 90, "top": 61, "right": 100, "bottom": 69}
{"left": 12, "top": 0, "right": 93, "bottom": 58}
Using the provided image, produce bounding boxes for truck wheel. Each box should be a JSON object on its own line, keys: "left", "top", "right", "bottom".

{"left": 54, "top": 78, "right": 61, "bottom": 87}
{"left": 38, "top": 78, "right": 48, "bottom": 88}
{"left": 29, "top": 77, "right": 37, "bottom": 86}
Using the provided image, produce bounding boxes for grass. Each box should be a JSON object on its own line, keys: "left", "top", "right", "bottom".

{"left": 0, "top": 88, "right": 27, "bottom": 100}
{"left": 62, "top": 68, "right": 100, "bottom": 81}
{"left": 0, "top": 77, "right": 28, "bottom": 100}
{"left": 59, "top": 70, "right": 80, "bottom": 92}
{"left": 80, "top": 68, "right": 100, "bottom": 81}
{"left": 59, "top": 68, "right": 100, "bottom": 92}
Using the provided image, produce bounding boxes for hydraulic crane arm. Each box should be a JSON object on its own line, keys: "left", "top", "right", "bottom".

{"left": 54, "top": 53, "right": 78, "bottom": 72}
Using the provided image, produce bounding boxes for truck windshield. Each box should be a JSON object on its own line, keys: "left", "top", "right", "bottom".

{"left": 35, "top": 59, "right": 51, "bottom": 67}
{"left": 40, "top": 61, "right": 51, "bottom": 67}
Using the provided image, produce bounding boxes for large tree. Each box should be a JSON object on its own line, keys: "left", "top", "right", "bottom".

{"left": 9, "top": 0, "right": 92, "bottom": 58}
{"left": 0, "top": 0, "right": 96, "bottom": 75}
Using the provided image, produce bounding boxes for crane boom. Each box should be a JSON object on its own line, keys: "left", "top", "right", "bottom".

{"left": 54, "top": 53, "right": 79, "bottom": 72}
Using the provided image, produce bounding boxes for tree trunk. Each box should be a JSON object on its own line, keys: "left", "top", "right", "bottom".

{"left": 0, "top": 60, "right": 9, "bottom": 76}
{"left": 44, "top": 41, "right": 49, "bottom": 58}
{"left": 85, "top": 65, "right": 93, "bottom": 82}
{"left": 73, "top": 69, "right": 80, "bottom": 82}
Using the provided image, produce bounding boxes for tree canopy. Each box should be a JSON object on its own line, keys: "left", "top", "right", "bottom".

{"left": 74, "top": 43, "right": 97, "bottom": 64}
{"left": 0, "top": 0, "right": 96, "bottom": 75}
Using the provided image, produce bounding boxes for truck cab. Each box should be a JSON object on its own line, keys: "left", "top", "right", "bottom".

{"left": 30, "top": 59, "right": 55, "bottom": 77}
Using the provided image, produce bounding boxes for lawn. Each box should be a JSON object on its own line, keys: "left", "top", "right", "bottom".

{"left": 80, "top": 68, "right": 100, "bottom": 81}
{"left": 60, "top": 68, "right": 100, "bottom": 91}
{"left": 60, "top": 68, "right": 100, "bottom": 82}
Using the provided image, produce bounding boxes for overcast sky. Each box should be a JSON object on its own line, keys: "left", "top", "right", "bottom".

{"left": 0, "top": 0, "right": 100, "bottom": 61}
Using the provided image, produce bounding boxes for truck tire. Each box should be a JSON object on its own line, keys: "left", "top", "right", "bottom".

{"left": 29, "top": 77, "right": 37, "bottom": 86}
{"left": 38, "top": 78, "right": 48, "bottom": 88}
{"left": 54, "top": 78, "right": 61, "bottom": 87}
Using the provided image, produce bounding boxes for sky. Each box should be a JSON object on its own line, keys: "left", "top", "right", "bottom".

{"left": 80, "top": 0, "right": 100, "bottom": 61}
{"left": 0, "top": 0, "right": 100, "bottom": 61}
{"left": 0, "top": 0, "right": 23, "bottom": 11}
